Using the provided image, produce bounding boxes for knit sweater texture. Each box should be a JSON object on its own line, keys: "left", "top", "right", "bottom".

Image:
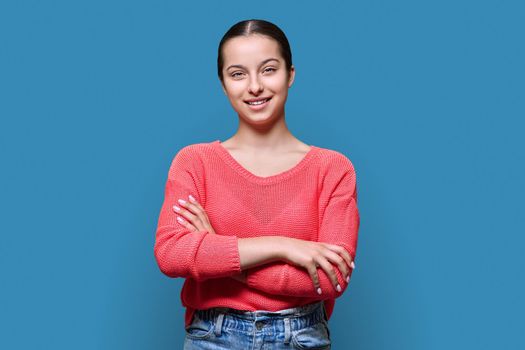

{"left": 154, "top": 140, "right": 360, "bottom": 328}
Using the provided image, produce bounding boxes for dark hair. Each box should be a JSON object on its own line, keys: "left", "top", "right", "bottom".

{"left": 217, "top": 19, "right": 293, "bottom": 84}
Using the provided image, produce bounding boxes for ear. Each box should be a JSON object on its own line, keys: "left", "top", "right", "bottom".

{"left": 288, "top": 65, "right": 296, "bottom": 88}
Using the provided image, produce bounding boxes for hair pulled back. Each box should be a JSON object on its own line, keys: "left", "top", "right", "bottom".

{"left": 217, "top": 19, "right": 293, "bottom": 84}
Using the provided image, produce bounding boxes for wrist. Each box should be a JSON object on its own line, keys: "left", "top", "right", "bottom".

{"left": 260, "top": 236, "right": 285, "bottom": 261}
{"left": 273, "top": 236, "right": 290, "bottom": 261}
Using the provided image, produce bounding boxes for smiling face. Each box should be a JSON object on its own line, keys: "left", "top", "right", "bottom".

{"left": 220, "top": 34, "right": 295, "bottom": 124}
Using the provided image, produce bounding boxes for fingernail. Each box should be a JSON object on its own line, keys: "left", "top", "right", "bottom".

{"left": 173, "top": 205, "right": 181, "bottom": 212}
{"left": 176, "top": 216, "right": 184, "bottom": 223}
{"left": 336, "top": 284, "right": 342, "bottom": 292}
{"left": 317, "top": 288, "right": 322, "bottom": 295}
{"left": 188, "top": 194, "right": 196, "bottom": 203}
{"left": 178, "top": 199, "right": 186, "bottom": 205}
{"left": 351, "top": 261, "right": 355, "bottom": 269}
{"left": 346, "top": 275, "right": 350, "bottom": 283}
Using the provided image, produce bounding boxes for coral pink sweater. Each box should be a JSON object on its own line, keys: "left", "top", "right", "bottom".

{"left": 154, "top": 140, "right": 360, "bottom": 328}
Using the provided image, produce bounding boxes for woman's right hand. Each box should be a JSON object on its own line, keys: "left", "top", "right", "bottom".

{"left": 279, "top": 237, "right": 355, "bottom": 294}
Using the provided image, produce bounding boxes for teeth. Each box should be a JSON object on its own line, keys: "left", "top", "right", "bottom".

{"left": 247, "top": 98, "right": 269, "bottom": 105}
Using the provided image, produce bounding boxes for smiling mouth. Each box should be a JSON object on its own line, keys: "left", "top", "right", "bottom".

{"left": 245, "top": 97, "right": 272, "bottom": 105}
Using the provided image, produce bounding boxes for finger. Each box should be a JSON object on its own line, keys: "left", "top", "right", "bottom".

{"left": 178, "top": 197, "right": 205, "bottom": 218}
{"left": 201, "top": 221, "right": 216, "bottom": 235}
{"left": 307, "top": 264, "right": 322, "bottom": 295}
{"left": 174, "top": 203, "right": 215, "bottom": 234}
{"left": 174, "top": 200, "right": 209, "bottom": 230}
{"left": 186, "top": 197, "right": 215, "bottom": 231}
{"left": 187, "top": 195, "right": 209, "bottom": 219}
{"left": 186, "top": 195, "right": 216, "bottom": 234}
{"left": 317, "top": 257, "right": 342, "bottom": 293}
{"left": 177, "top": 198, "right": 200, "bottom": 215}
{"left": 176, "top": 199, "right": 207, "bottom": 230}
{"left": 172, "top": 204, "right": 201, "bottom": 227}
{"left": 175, "top": 215, "right": 197, "bottom": 232}
{"left": 324, "top": 244, "right": 354, "bottom": 271}
{"left": 323, "top": 250, "right": 350, "bottom": 283}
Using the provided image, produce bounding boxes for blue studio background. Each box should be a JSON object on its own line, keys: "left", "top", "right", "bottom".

{"left": 1, "top": 1, "right": 523, "bottom": 349}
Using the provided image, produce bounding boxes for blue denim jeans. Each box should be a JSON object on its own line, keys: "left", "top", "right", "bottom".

{"left": 183, "top": 301, "right": 331, "bottom": 349}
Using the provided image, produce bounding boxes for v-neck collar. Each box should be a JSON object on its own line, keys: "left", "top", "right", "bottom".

{"left": 211, "top": 139, "right": 320, "bottom": 185}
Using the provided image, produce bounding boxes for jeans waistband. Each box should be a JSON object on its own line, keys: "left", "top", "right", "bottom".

{"left": 196, "top": 300, "right": 326, "bottom": 322}
{"left": 193, "top": 301, "right": 328, "bottom": 344}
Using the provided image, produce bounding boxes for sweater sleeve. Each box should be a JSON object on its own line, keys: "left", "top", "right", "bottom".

{"left": 245, "top": 159, "right": 360, "bottom": 298}
{"left": 153, "top": 146, "right": 242, "bottom": 281}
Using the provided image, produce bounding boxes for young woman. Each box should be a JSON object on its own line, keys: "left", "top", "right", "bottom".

{"left": 154, "top": 19, "right": 360, "bottom": 349}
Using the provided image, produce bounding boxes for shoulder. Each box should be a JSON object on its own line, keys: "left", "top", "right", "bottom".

{"left": 167, "top": 141, "right": 215, "bottom": 176}
{"left": 314, "top": 146, "right": 358, "bottom": 196}
{"left": 172, "top": 141, "right": 215, "bottom": 163}
{"left": 314, "top": 145, "right": 356, "bottom": 176}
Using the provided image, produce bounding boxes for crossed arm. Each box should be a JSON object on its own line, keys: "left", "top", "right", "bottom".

{"left": 154, "top": 148, "right": 359, "bottom": 299}
{"left": 236, "top": 169, "right": 359, "bottom": 299}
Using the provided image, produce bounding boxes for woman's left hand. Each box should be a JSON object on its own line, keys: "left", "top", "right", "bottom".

{"left": 172, "top": 194, "right": 247, "bottom": 283}
{"left": 172, "top": 194, "right": 217, "bottom": 234}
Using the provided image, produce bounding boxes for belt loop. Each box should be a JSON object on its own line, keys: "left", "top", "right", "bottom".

{"left": 283, "top": 317, "right": 291, "bottom": 344}
{"left": 214, "top": 312, "right": 224, "bottom": 337}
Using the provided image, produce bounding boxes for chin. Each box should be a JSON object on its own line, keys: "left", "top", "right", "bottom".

{"left": 248, "top": 112, "right": 282, "bottom": 125}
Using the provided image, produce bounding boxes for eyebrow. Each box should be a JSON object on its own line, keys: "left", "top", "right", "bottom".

{"left": 226, "top": 58, "right": 280, "bottom": 71}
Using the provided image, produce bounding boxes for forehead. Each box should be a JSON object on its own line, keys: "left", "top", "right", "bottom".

{"left": 222, "top": 35, "right": 281, "bottom": 65}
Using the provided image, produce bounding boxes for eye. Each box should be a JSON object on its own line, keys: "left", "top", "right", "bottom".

{"left": 263, "top": 67, "right": 276, "bottom": 73}
{"left": 231, "top": 72, "right": 244, "bottom": 78}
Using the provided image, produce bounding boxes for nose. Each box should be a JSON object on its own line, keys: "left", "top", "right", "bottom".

{"left": 248, "top": 74, "right": 263, "bottom": 94}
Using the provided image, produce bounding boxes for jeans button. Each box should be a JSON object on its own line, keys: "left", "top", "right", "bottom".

{"left": 255, "top": 321, "right": 264, "bottom": 330}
